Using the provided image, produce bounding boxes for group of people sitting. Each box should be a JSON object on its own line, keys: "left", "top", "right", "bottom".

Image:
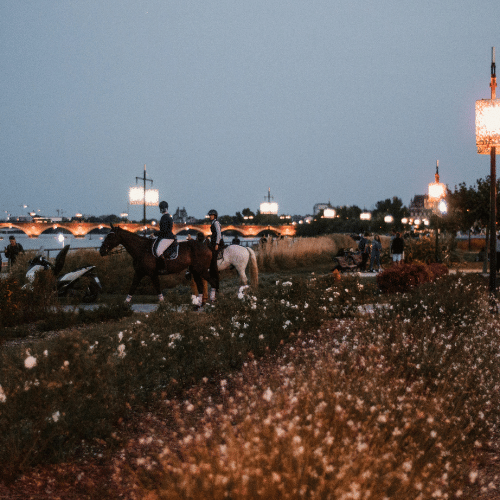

{"left": 357, "top": 231, "right": 405, "bottom": 273}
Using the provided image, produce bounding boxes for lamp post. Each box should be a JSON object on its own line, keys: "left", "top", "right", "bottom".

{"left": 129, "top": 165, "right": 159, "bottom": 223}
{"left": 426, "top": 161, "right": 447, "bottom": 262}
{"left": 476, "top": 47, "right": 500, "bottom": 298}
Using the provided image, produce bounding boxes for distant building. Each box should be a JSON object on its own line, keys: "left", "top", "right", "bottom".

{"left": 409, "top": 195, "right": 430, "bottom": 219}
{"left": 172, "top": 207, "right": 188, "bottom": 223}
{"left": 313, "top": 202, "right": 333, "bottom": 216}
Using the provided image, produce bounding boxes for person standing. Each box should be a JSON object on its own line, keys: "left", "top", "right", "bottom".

{"left": 153, "top": 201, "right": 176, "bottom": 264}
{"left": 358, "top": 232, "right": 371, "bottom": 272}
{"left": 4, "top": 235, "right": 24, "bottom": 267}
{"left": 207, "top": 209, "right": 222, "bottom": 301}
{"left": 369, "top": 234, "right": 382, "bottom": 272}
{"left": 391, "top": 232, "right": 405, "bottom": 264}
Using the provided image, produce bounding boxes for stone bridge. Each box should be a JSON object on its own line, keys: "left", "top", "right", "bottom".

{"left": 0, "top": 221, "right": 296, "bottom": 238}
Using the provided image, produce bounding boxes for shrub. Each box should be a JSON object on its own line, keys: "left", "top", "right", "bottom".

{"left": 0, "top": 271, "right": 58, "bottom": 331}
{"left": 376, "top": 262, "right": 448, "bottom": 294}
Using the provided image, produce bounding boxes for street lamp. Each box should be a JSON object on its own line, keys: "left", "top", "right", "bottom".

{"left": 476, "top": 47, "right": 500, "bottom": 297}
{"left": 129, "top": 165, "right": 159, "bottom": 223}
{"left": 426, "top": 161, "right": 447, "bottom": 262}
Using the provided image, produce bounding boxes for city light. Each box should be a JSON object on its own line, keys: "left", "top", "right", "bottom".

{"left": 128, "top": 187, "right": 159, "bottom": 206}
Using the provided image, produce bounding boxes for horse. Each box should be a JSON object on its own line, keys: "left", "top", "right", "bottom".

{"left": 217, "top": 244, "right": 258, "bottom": 287}
{"left": 99, "top": 224, "right": 217, "bottom": 304}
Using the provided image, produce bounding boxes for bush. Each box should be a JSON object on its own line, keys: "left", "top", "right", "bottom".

{"left": 0, "top": 272, "right": 58, "bottom": 331}
{"left": 376, "top": 262, "right": 448, "bottom": 294}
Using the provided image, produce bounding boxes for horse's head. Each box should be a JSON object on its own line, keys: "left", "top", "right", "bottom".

{"left": 99, "top": 225, "right": 121, "bottom": 256}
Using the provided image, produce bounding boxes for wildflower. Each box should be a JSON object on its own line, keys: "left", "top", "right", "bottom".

{"left": 263, "top": 387, "right": 273, "bottom": 402}
{"left": 117, "top": 344, "right": 126, "bottom": 358}
{"left": 43, "top": 350, "right": 48, "bottom": 357}
{"left": 402, "top": 460, "right": 412, "bottom": 472}
{"left": 24, "top": 355, "right": 37, "bottom": 369}
{"left": 52, "top": 411, "right": 60, "bottom": 422}
{"left": 118, "top": 332, "right": 123, "bottom": 341}
{"left": 469, "top": 471, "right": 478, "bottom": 484}
{"left": 0, "top": 385, "right": 6, "bottom": 403}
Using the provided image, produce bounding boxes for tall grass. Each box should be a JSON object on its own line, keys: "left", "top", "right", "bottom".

{"left": 256, "top": 236, "right": 342, "bottom": 271}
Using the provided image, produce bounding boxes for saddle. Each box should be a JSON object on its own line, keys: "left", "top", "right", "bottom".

{"left": 152, "top": 238, "right": 179, "bottom": 260}
{"left": 163, "top": 240, "right": 179, "bottom": 260}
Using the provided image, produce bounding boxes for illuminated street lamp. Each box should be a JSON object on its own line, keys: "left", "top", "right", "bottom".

{"left": 323, "top": 208, "right": 336, "bottom": 218}
{"left": 260, "top": 188, "right": 278, "bottom": 215}
{"left": 129, "top": 165, "right": 159, "bottom": 223}
{"left": 476, "top": 47, "right": 500, "bottom": 297}
{"left": 384, "top": 215, "right": 394, "bottom": 224}
{"left": 426, "top": 161, "right": 447, "bottom": 262}
{"left": 360, "top": 212, "right": 371, "bottom": 221}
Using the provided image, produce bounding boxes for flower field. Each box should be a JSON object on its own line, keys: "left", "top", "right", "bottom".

{"left": 0, "top": 248, "right": 499, "bottom": 498}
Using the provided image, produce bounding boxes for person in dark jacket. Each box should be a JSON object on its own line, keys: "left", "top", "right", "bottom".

{"left": 207, "top": 209, "right": 222, "bottom": 301}
{"left": 153, "top": 201, "right": 175, "bottom": 261}
{"left": 5, "top": 235, "right": 24, "bottom": 267}
{"left": 358, "top": 232, "right": 371, "bottom": 272}
{"left": 391, "top": 232, "right": 405, "bottom": 263}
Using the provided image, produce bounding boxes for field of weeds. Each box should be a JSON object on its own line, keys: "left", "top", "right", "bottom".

{"left": 1, "top": 236, "right": 499, "bottom": 499}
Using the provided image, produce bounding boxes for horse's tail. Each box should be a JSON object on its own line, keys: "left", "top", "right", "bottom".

{"left": 246, "top": 247, "right": 259, "bottom": 288}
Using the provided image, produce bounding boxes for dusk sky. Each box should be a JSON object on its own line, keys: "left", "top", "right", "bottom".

{"left": 1, "top": 1, "right": 499, "bottom": 220}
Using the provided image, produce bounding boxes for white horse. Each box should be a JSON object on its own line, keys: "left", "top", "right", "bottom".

{"left": 218, "top": 244, "right": 258, "bottom": 287}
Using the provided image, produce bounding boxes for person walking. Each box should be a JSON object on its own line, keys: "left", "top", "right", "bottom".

{"left": 358, "top": 232, "right": 371, "bottom": 272}
{"left": 207, "top": 209, "right": 222, "bottom": 301}
{"left": 391, "top": 232, "right": 405, "bottom": 264}
{"left": 369, "top": 234, "right": 383, "bottom": 272}
{"left": 4, "top": 235, "right": 24, "bottom": 267}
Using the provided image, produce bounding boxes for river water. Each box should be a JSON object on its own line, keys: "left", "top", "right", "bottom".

{"left": 0, "top": 232, "right": 259, "bottom": 258}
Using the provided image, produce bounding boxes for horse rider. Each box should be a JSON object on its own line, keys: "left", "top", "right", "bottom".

{"left": 207, "top": 209, "right": 222, "bottom": 301}
{"left": 153, "top": 201, "right": 176, "bottom": 265}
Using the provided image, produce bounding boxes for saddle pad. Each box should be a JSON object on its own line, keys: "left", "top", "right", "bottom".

{"left": 165, "top": 241, "right": 179, "bottom": 260}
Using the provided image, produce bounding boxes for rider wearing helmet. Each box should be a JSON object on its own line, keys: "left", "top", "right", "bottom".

{"left": 153, "top": 201, "right": 176, "bottom": 262}
{"left": 207, "top": 209, "right": 222, "bottom": 300}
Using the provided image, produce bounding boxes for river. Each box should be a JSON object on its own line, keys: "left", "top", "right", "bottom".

{"left": 0, "top": 232, "right": 259, "bottom": 258}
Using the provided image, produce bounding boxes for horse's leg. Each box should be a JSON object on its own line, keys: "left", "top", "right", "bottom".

{"left": 209, "top": 252, "right": 219, "bottom": 301}
{"left": 191, "top": 271, "right": 205, "bottom": 308}
{"left": 236, "top": 262, "right": 248, "bottom": 286}
{"left": 125, "top": 272, "right": 144, "bottom": 303}
{"left": 150, "top": 273, "right": 164, "bottom": 302}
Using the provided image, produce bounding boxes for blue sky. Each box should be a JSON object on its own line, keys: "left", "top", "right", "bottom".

{"left": 1, "top": 0, "right": 498, "bottom": 220}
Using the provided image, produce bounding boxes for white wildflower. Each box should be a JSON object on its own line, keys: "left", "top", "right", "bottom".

{"left": 0, "top": 385, "right": 6, "bottom": 403}
{"left": 117, "top": 344, "right": 126, "bottom": 358}
{"left": 52, "top": 411, "right": 60, "bottom": 422}
{"left": 24, "top": 356, "right": 37, "bottom": 369}
{"left": 263, "top": 387, "right": 273, "bottom": 402}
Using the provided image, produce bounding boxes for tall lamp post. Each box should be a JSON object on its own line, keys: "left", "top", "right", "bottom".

{"left": 476, "top": 47, "right": 500, "bottom": 297}
{"left": 426, "top": 161, "right": 446, "bottom": 261}
{"left": 129, "top": 165, "right": 159, "bottom": 224}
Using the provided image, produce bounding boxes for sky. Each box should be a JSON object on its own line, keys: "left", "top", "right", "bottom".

{"left": 1, "top": 0, "right": 499, "bottom": 220}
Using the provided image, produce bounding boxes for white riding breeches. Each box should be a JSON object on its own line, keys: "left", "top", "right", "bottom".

{"left": 155, "top": 238, "right": 175, "bottom": 257}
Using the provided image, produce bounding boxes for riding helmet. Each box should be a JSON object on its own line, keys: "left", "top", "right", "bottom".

{"left": 207, "top": 209, "right": 218, "bottom": 219}
{"left": 159, "top": 201, "right": 168, "bottom": 212}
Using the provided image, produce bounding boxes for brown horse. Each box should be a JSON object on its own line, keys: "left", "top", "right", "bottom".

{"left": 99, "top": 224, "right": 217, "bottom": 304}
